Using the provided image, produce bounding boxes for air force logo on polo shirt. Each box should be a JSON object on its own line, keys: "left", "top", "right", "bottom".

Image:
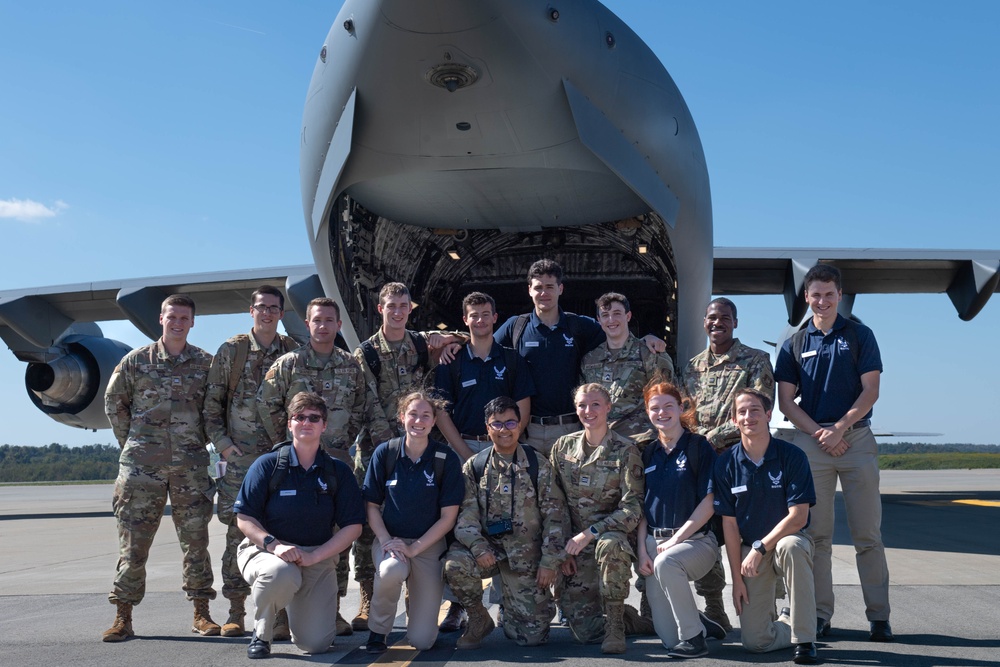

{"left": 424, "top": 470, "right": 435, "bottom": 487}
{"left": 563, "top": 334, "right": 575, "bottom": 347}
{"left": 769, "top": 470, "right": 782, "bottom": 488}
{"left": 494, "top": 365, "right": 507, "bottom": 381}
{"left": 838, "top": 336, "right": 851, "bottom": 352}
{"left": 676, "top": 453, "right": 688, "bottom": 471}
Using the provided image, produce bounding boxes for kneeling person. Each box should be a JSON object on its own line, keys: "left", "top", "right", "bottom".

{"left": 234, "top": 393, "right": 364, "bottom": 659}
{"left": 713, "top": 389, "right": 819, "bottom": 665}
{"left": 445, "top": 396, "right": 567, "bottom": 648}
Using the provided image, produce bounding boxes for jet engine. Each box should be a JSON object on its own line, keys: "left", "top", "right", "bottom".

{"left": 24, "top": 334, "right": 132, "bottom": 431}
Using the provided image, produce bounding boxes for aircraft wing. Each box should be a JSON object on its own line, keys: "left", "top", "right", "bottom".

{"left": 713, "top": 247, "right": 1000, "bottom": 324}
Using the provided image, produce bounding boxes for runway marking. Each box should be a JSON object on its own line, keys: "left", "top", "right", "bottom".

{"left": 953, "top": 499, "right": 1000, "bottom": 507}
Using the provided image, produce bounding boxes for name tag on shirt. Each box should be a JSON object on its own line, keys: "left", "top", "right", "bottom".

{"left": 387, "top": 479, "right": 398, "bottom": 487}
{"left": 280, "top": 490, "right": 296, "bottom": 496}
{"left": 525, "top": 341, "right": 540, "bottom": 348}
{"left": 462, "top": 379, "right": 477, "bottom": 388}
{"left": 644, "top": 465, "right": 657, "bottom": 474}
{"left": 731, "top": 485, "right": 748, "bottom": 494}
{"left": 801, "top": 350, "right": 818, "bottom": 359}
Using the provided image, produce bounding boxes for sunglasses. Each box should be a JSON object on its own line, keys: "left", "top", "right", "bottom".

{"left": 291, "top": 414, "right": 323, "bottom": 423}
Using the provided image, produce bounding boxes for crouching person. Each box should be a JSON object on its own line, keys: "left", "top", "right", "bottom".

{"left": 444, "top": 396, "right": 567, "bottom": 648}
{"left": 234, "top": 392, "right": 364, "bottom": 659}
{"left": 714, "top": 389, "right": 819, "bottom": 665}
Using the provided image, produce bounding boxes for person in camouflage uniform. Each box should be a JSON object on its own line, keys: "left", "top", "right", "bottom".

{"left": 202, "top": 285, "right": 299, "bottom": 638}
{"left": 681, "top": 297, "right": 776, "bottom": 632}
{"left": 102, "top": 294, "right": 220, "bottom": 643}
{"left": 352, "top": 282, "right": 466, "bottom": 632}
{"left": 444, "top": 396, "right": 566, "bottom": 648}
{"left": 581, "top": 292, "right": 675, "bottom": 439}
{"left": 257, "top": 296, "right": 367, "bottom": 636}
{"left": 551, "top": 383, "right": 649, "bottom": 654}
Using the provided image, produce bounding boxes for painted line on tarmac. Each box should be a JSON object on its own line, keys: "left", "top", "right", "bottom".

{"left": 953, "top": 499, "right": 1000, "bottom": 507}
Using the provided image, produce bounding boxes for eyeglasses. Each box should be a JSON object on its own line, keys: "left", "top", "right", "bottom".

{"left": 291, "top": 414, "right": 323, "bottom": 423}
{"left": 252, "top": 304, "right": 283, "bottom": 315}
{"left": 487, "top": 419, "right": 519, "bottom": 431}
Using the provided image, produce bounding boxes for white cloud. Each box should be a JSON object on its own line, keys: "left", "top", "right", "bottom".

{"left": 0, "top": 198, "right": 69, "bottom": 222}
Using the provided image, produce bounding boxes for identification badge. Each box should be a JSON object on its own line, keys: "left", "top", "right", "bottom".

{"left": 644, "top": 465, "right": 657, "bottom": 474}
{"left": 731, "top": 485, "right": 747, "bottom": 494}
{"left": 580, "top": 474, "right": 591, "bottom": 486}
{"left": 801, "top": 350, "right": 818, "bottom": 359}
{"left": 462, "top": 379, "right": 477, "bottom": 388}
{"left": 525, "top": 341, "right": 540, "bottom": 348}
{"left": 387, "top": 479, "right": 398, "bottom": 487}
{"left": 279, "top": 489, "right": 296, "bottom": 496}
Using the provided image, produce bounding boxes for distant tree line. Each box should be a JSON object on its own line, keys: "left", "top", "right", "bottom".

{"left": 878, "top": 442, "right": 1000, "bottom": 454}
{"left": 0, "top": 443, "right": 120, "bottom": 483}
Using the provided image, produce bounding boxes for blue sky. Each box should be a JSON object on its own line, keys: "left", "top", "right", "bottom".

{"left": 1, "top": 1, "right": 998, "bottom": 446}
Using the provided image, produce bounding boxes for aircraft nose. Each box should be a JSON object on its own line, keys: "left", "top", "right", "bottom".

{"left": 378, "top": 0, "right": 501, "bottom": 34}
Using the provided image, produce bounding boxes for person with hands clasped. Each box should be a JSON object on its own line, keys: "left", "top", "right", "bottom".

{"left": 635, "top": 382, "right": 724, "bottom": 658}
{"left": 713, "top": 389, "right": 819, "bottom": 665}
{"left": 362, "top": 391, "right": 464, "bottom": 653}
{"left": 233, "top": 392, "right": 365, "bottom": 660}
{"left": 550, "top": 383, "right": 651, "bottom": 654}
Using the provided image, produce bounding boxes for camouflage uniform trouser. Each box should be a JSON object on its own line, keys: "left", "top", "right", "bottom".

{"left": 561, "top": 530, "right": 634, "bottom": 644}
{"left": 217, "top": 452, "right": 258, "bottom": 600}
{"left": 444, "top": 544, "right": 554, "bottom": 646}
{"left": 352, "top": 448, "right": 375, "bottom": 586}
{"left": 110, "top": 464, "right": 216, "bottom": 605}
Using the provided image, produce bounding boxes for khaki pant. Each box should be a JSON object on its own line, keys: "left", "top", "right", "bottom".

{"left": 644, "top": 532, "right": 718, "bottom": 648}
{"left": 237, "top": 539, "right": 339, "bottom": 654}
{"left": 524, "top": 420, "right": 578, "bottom": 457}
{"left": 369, "top": 536, "right": 447, "bottom": 650}
{"left": 737, "top": 533, "right": 816, "bottom": 652}
{"left": 789, "top": 426, "right": 890, "bottom": 622}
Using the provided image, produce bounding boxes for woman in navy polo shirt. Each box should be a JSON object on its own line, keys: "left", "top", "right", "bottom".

{"left": 362, "top": 391, "right": 464, "bottom": 653}
{"left": 636, "top": 382, "right": 719, "bottom": 658}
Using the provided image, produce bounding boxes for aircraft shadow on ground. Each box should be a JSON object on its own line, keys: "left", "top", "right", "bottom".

{"left": 831, "top": 491, "right": 1000, "bottom": 556}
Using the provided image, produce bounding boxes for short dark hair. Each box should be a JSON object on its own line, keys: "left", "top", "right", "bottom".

{"left": 287, "top": 392, "right": 328, "bottom": 422}
{"left": 306, "top": 297, "right": 340, "bottom": 320}
{"left": 804, "top": 264, "right": 842, "bottom": 292}
{"left": 732, "top": 387, "right": 773, "bottom": 416}
{"left": 379, "top": 282, "right": 411, "bottom": 305}
{"left": 483, "top": 396, "right": 520, "bottom": 422}
{"left": 161, "top": 294, "right": 196, "bottom": 316}
{"left": 462, "top": 292, "right": 496, "bottom": 315}
{"left": 596, "top": 292, "right": 630, "bottom": 314}
{"left": 527, "top": 259, "right": 563, "bottom": 284}
{"left": 707, "top": 297, "right": 737, "bottom": 319}
{"left": 252, "top": 284, "right": 285, "bottom": 310}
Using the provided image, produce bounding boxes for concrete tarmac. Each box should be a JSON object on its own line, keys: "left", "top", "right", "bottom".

{"left": 2, "top": 470, "right": 998, "bottom": 666}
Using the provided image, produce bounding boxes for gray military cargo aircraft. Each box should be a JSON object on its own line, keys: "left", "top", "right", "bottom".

{"left": 1, "top": 0, "right": 998, "bottom": 432}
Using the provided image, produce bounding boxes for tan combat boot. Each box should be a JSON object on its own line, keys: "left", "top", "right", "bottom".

{"left": 455, "top": 602, "right": 496, "bottom": 650}
{"left": 623, "top": 603, "right": 655, "bottom": 636}
{"left": 336, "top": 597, "right": 353, "bottom": 636}
{"left": 703, "top": 592, "right": 734, "bottom": 633}
{"left": 192, "top": 598, "right": 221, "bottom": 636}
{"left": 602, "top": 600, "right": 626, "bottom": 654}
{"left": 273, "top": 608, "right": 291, "bottom": 641}
{"left": 220, "top": 596, "right": 246, "bottom": 637}
{"left": 352, "top": 579, "right": 373, "bottom": 631}
{"left": 102, "top": 601, "right": 134, "bottom": 642}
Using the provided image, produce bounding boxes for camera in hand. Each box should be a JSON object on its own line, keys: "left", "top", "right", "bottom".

{"left": 486, "top": 518, "right": 513, "bottom": 537}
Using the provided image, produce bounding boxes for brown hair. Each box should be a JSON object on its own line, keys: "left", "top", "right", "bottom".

{"left": 161, "top": 294, "right": 196, "bottom": 316}
{"left": 287, "top": 392, "right": 328, "bottom": 422}
{"left": 306, "top": 297, "right": 341, "bottom": 320}
{"left": 397, "top": 390, "right": 449, "bottom": 419}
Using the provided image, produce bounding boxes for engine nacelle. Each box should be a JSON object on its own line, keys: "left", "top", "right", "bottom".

{"left": 24, "top": 334, "right": 132, "bottom": 430}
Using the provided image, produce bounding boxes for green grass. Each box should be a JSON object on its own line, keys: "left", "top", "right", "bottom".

{"left": 879, "top": 453, "right": 1000, "bottom": 470}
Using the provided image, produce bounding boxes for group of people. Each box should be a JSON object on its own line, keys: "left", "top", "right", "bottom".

{"left": 100, "top": 259, "right": 893, "bottom": 665}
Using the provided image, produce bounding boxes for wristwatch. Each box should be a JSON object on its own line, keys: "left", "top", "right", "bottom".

{"left": 752, "top": 539, "right": 767, "bottom": 555}
{"left": 262, "top": 535, "right": 276, "bottom": 552}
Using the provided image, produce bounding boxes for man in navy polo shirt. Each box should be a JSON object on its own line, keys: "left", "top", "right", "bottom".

{"left": 774, "top": 263, "right": 892, "bottom": 643}
{"left": 495, "top": 259, "right": 666, "bottom": 455}
{"left": 714, "top": 388, "right": 818, "bottom": 664}
{"left": 436, "top": 292, "right": 535, "bottom": 460}
{"left": 234, "top": 392, "right": 365, "bottom": 659}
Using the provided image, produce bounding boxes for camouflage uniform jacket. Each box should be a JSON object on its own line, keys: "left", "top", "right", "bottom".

{"left": 454, "top": 445, "right": 568, "bottom": 574}
{"left": 682, "top": 338, "right": 775, "bottom": 450}
{"left": 549, "top": 430, "right": 644, "bottom": 536}
{"left": 581, "top": 334, "right": 675, "bottom": 436}
{"left": 203, "top": 331, "right": 298, "bottom": 456}
{"left": 354, "top": 329, "right": 435, "bottom": 452}
{"left": 105, "top": 339, "right": 212, "bottom": 468}
{"left": 256, "top": 344, "right": 366, "bottom": 463}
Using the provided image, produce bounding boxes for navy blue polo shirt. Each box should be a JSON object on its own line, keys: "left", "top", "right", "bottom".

{"left": 434, "top": 342, "right": 536, "bottom": 436}
{"left": 774, "top": 315, "right": 882, "bottom": 423}
{"left": 643, "top": 431, "right": 716, "bottom": 531}
{"left": 362, "top": 438, "right": 464, "bottom": 539}
{"left": 494, "top": 309, "right": 604, "bottom": 416}
{"left": 234, "top": 445, "right": 365, "bottom": 547}
{"left": 713, "top": 436, "right": 815, "bottom": 545}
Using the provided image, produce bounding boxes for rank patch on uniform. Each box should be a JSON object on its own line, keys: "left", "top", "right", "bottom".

{"left": 603, "top": 371, "right": 613, "bottom": 382}
{"left": 399, "top": 367, "right": 408, "bottom": 376}
{"left": 323, "top": 380, "right": 333, "bottom": 390}
{"left": 579, "top": 474, "right": 591, "bottom": 486}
